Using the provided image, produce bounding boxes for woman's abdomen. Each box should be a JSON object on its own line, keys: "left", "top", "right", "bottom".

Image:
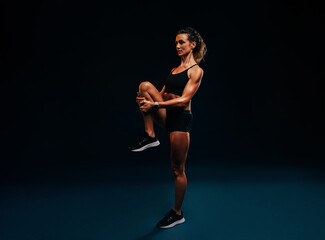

{"left": 163, "top": 92, "right": 191, "bottom": 110}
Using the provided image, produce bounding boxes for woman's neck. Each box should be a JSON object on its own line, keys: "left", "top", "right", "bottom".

{"left": 180, "top": 52, "right": 196, "bottom": 67}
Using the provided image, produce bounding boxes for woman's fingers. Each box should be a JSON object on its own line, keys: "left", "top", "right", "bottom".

{"left": 140, "top": 99, "right": 148, "bottom": 105}
{"left": 139, "top": 101, "right": 150, "bottom": 112}
{"left": 139, "top": 107, "right": 147, "bottom": 112}
{"left": 136, "top": 97, "right": 145, "bottom": 107}
{"left": 136, "top": 97, "right": 145, "bottom": 103}
{"left": 138, "top": 98, "right": 152, "bottom": 113}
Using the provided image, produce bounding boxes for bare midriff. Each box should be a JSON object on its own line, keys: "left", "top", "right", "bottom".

{"left": 163, "top": 92, "right": 191, "bottom": 111}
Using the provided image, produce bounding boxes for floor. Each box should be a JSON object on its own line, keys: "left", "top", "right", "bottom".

{"left": 1, "top": 154, "right": 325, "bottom": 240}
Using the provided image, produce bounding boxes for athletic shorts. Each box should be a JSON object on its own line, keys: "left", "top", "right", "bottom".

{"left": 165, "top": 109, "right": 193, "bottom": 133}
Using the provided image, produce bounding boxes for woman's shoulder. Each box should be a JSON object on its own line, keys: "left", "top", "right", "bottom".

{"left": 188, "top": 64, "right": 203, "bottom": 79}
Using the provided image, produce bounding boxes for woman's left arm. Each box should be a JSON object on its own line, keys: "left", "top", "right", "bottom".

{"left": 139, "top": 68, "right": 203, "bottom": 112}
{"left": 160, "top": 68, "right": 203, "bottom": 108}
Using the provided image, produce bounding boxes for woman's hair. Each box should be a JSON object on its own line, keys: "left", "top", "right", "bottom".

{"left": 177, "top": 27, "right": 207, "bottom": 64}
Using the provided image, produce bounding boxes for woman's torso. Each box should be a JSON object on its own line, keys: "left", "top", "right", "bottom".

{"left": 163, "top": 92, "right": 190, "bottom": 110}
{"left": 164, "top": 64, "right": 198, "bottom": 111}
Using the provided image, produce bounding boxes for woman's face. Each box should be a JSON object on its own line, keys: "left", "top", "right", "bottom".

{"left": 175, "top": 34, "right": 196, "bottom": 57}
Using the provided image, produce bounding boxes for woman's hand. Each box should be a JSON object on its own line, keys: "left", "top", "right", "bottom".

{"left": 136, "top": 92, "right": 154, "bottom": 112}
{"left": 139, "top": 99, "right": 154, "bottom": 112}
{"left": 136, "top": 93, "right": 143, "bottom": 106}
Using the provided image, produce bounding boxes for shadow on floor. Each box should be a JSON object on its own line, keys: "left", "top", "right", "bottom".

{"left": 135, "top": 228, "right": 162, "bottom": 240}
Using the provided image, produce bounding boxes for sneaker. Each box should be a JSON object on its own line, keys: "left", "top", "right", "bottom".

{"left": 129, "top": 132, "right": 160, "bottom": 152}
{"left": 156, "top": 209, "right": 185, "bottom": 229}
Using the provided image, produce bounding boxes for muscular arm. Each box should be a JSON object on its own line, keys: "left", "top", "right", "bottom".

{"left": 158, "top": 67, "right": 203, "bottom": 108}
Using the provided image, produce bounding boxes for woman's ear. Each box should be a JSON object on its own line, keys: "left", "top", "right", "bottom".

{"left": 191, "top": 41, "right": 197, "bottom": 49}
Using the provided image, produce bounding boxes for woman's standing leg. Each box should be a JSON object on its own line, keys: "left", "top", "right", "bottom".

{"left": 156, "top": 131, "right": 189, "bottom": 228}
{"left": 170, "top": 131, "right": 190, "bottom": 215}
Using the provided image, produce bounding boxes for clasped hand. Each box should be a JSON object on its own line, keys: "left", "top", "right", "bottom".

{"left": 136, "top": 92, "right": 154, "bottom": 113}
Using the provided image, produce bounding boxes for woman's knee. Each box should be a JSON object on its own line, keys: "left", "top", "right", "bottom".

{"left": 139, "top": 81, "right": 153, "bottom": 92}
{"left": 171, "top": 164, "right": 185, "bottom": 178}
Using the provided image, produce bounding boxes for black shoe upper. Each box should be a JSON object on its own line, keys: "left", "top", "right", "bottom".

{"left": 156, "top": 209, "right": 183, "bottom": 228}
{"left": 129, "top": 132, "right": 158, "bottom": 151}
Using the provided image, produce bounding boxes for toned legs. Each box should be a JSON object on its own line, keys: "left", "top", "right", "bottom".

{"left": 170, "top": 131, "right": 190, "bottom": 215}
{"left": 138, "top": 82, "right": 190, "bottom": 215}
{"left": 138, "top": 81, "right": 166, "bottom": 136}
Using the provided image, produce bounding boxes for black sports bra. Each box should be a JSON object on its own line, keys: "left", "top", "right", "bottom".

{"left": 164, "top": 64, "right": 198, "bottom": 96}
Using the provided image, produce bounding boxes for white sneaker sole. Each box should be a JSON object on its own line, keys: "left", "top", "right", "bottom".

{"left": 158, "top": 217, "right": 185, "bottom": 229}
{"left": 130, "top": 140, "right": 160, "bottom": 152}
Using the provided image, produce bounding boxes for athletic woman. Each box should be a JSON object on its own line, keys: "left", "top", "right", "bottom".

{"left": 129, "top": 27, "right": 207, "bottom": 228}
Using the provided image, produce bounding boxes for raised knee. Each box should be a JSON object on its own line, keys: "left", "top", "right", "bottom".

{"left": 139, "top": 81, "right": 152, "bottom": 92}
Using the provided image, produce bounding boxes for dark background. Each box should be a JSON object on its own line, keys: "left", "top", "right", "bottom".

{"left": 2, "top": 0, "right": 324, "bottom": 179}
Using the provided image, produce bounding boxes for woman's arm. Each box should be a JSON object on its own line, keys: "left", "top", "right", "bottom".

{"left": 159, "top": 67, "right": 203, "bottom": 108}
{"left": 139, "top": 67, "right": 203, "bottom": 112}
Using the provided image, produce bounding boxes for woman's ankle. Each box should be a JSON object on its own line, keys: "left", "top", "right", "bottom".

{"left": 172, "top": 208, "right": 182, "bottom": 216}
{"left": 145, "top": 131, "right": 155, "bottom": 138}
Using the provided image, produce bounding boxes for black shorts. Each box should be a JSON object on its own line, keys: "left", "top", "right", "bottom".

{"left": 165, "top": 109, "right": 193, "bottom": 133}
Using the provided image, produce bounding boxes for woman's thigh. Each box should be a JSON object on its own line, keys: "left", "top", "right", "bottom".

{"left": 139, "top": 81, "right": 166, "bottom": 128}
{"left": 170, "top": 131, "right": 190, "bottom": 169}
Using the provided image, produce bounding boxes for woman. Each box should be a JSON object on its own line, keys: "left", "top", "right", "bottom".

{"left": 129, "top": 27, "right": 207, "bottom": 229}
